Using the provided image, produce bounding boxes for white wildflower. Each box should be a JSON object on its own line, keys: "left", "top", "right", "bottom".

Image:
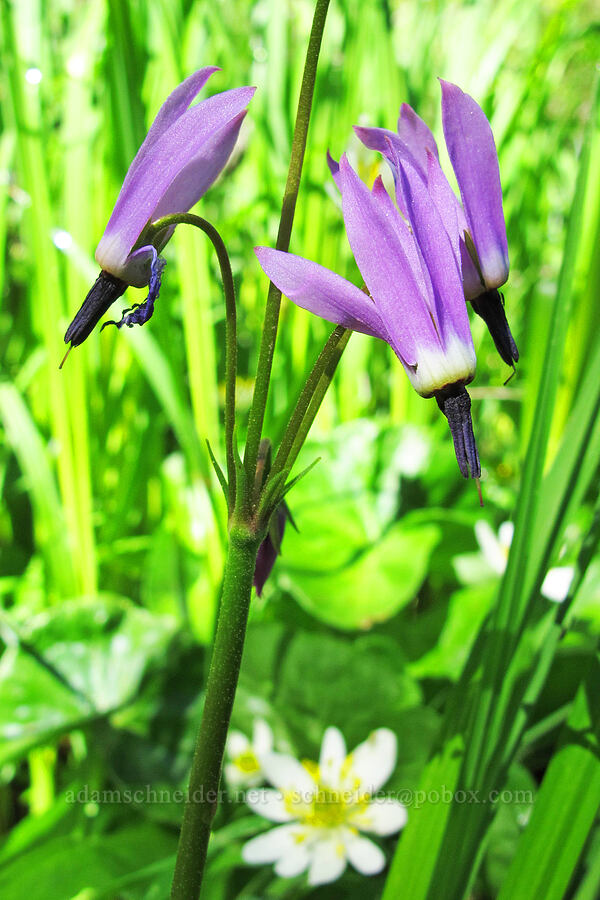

{"left": 242, "top": 727, "right": 407, "bottom": 885}
{"left": 475, "top": 521, "right": 574, "bottom": 603}
{"left": 225, "top": 719, "right": 274, "bottom": 788}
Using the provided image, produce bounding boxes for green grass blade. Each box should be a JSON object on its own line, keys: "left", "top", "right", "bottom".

{"left": 497, "top": 657, "right": 600, "bottom": 900}
{"left": 0, "top": 383, "right": 75, "bottom": 597}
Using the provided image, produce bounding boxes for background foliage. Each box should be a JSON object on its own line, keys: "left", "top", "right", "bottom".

{"left": 0, "top": 0, "right": 599, "bottom": 897}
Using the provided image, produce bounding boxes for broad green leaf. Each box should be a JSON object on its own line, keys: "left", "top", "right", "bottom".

{"left": 281, "top": 520, "right": 440, "bottom": 629}
{"left": 0, "top": 598, "right": 176, "bottom": 764}
{"left": 0, "top": 822, "right": 177, "bottom": 900}
{"left": 274, "top": 420, "right": 441, "bottom": 628}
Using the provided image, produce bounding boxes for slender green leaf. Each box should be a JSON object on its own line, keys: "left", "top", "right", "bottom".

{"left": 498, "top": 657, "right": 600, "bottom": 900}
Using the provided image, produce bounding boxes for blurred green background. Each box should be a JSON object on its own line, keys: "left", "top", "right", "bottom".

{"left": 0, "top": 0, "right": 599, "bottom": 897}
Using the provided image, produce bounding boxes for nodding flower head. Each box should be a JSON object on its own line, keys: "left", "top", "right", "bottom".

{"left": 355, "top": 81, "right": 517, "bottom": 368}
{"left": 64, "top": 68, "right": 255, "bottom": 351}
{"left": 256, "top": 152, "right": 481, "bottom": 480}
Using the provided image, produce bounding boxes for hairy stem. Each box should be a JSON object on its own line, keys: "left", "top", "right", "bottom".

{"left": 170, "top": 528, "right": 260, "bottom": 899}
{"left": 243, "top": 0, "right": 331, "bottom": 485}
{"left": 147, "top": 213, "right": 237, "bottom": 511}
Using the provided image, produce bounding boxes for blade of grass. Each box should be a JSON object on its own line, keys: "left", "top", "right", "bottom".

{"left": 1, "top": 2, "right": 90, "bottom": 597}
{"left": 59, "top": 1, "right": 106, "bottom": 597}
{"left": 0, "top": 383, "right": 75, "bottom": 597}
{"left": 497, "top": 655, "right": 600, "bottom": 900}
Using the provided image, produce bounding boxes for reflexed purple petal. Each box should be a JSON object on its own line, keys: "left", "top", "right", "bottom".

{"left": 327, "top": 149, "right": 340, "bottom": 181}
{"left": 360, "top": 171, "right": 475, "bottom": 397}
{"left": 122, "top": 67, "right": 219, "bottom": 190}
{"left": 440, "top": 80, "right": 509, "bottom": 289}
{"left": 338, "top": 154, "right": 441, "bottom": 366}
{"left": 152, "top": 110, "right": 247, "bottom": 219}
{"left": 353, "top": 126, "right": 412, "bottom": 215}
{"left": 397, "top": 103, "right": 439, "bottom": 169}
{"left": 397, "top": 154, "right": 473, "bottom": 351}
{"left": 371, "top": 173, "right": 435, "bottom": 316}
{"left": 460, "top": 239, "right": 485, "bottom": 299}
{"left": 423, "top": 151, "right": 483, "bottom": 296}
{"left": 370, "top": 175, "right": 402, "bottom": 229}
{"left": 96, "top": 86, "right": 255, "bottom": 276}
{"left": 254, "top": 246, "right": 388, "bottom": 339}
{"left": 425, "top": 151, "right": 462, "bottom": 253}
{"left": 354, "top": 125, "right": 400, "bottom": 164}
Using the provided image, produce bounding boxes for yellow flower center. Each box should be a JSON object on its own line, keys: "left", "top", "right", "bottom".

{"left": 233, "top": 750, "right": 260, "bottom": 775}
{"left": 282, "top": 759, "right": 369, "bottom": 829}
{"left": 304, "top": 786, "right": 351, "bottom": 827}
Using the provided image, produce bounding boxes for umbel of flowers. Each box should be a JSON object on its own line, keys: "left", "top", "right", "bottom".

{"left": 257, "top": 80, "right": 515, "bottom": 480}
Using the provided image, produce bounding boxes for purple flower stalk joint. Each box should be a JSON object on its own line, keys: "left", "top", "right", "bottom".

{"left": 355, "top": 80, "right": 518, "bottom": 368}
{"left": 253, "top": 503, "right": 290, "bottom": 597}
{"left": 63, "top": 68, "right": 255, "bottom": 355}
{"left": 251, "top": 438, "right": 295, "bottom": 595}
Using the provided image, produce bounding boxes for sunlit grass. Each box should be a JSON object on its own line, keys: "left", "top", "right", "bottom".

{"left": 0, "top": 0, "right": 598, "bottom": 897}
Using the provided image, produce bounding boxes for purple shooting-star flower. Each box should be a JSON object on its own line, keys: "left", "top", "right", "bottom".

{"left": 355, "top": 82, "right": 518, "bottom": 368}
{"left": 63, "top": 68, "right": 255, "bottom": 352}
{"left": 441, "top": 80, "right": 517, "bottom": 367}
{"left": 256, "top": 154, "right": 481, "bottom": 480}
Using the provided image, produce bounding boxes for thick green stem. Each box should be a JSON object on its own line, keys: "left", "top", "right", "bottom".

{"left": 170, "top": 528, "right": 259, "bottom": 900}
{"left": 168, "top": 7, "right": 333, "bottom": 895}
{"left": 243, "top": 0, "right": 331, "bottom": 485}
{"left": 147, "top": 213, "right": 237, "bottom": 511}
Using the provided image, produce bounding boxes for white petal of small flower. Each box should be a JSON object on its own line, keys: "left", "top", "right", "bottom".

{"left": 307, "top": 837, "right": 347, "bottom": 885}
{"left": 260, "top": 751, "right": 317, "bottom": 797}
{"left": 227, "top": 730, "right": 250, "bottom": 758}
{"left": 347, "top": 728, "right": 397, "bottom": 794}
{"left": 242, "top": 823, "right": 300, "bottom": 864}
{"left": 344, "top": 831, "right": 386, "bottom": 875}
{"left": 475, "top": 520, "right": 507, "bottom": 575}
{"left": 541, "top": 566, "right": 574, "bottom": 603}
{"left": 243, "top": 728, "right": 405, "bottom": 884}
{"left": 498, "top": 521, "right": 514, "bottom": 552}
{"left": 319, "top": 727, "right": 347, "bottom": 787}
{"left": 274, "top": 843, "right": 311, "bottom": 878}
{"left": 246, "top": 788, "right": 294, "bottom": 823}
{"left": 348, "top": 797, "right": 408, "bottom": 835}
{"left": 252, "top": 719, "right": 274, "bottom": 755}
